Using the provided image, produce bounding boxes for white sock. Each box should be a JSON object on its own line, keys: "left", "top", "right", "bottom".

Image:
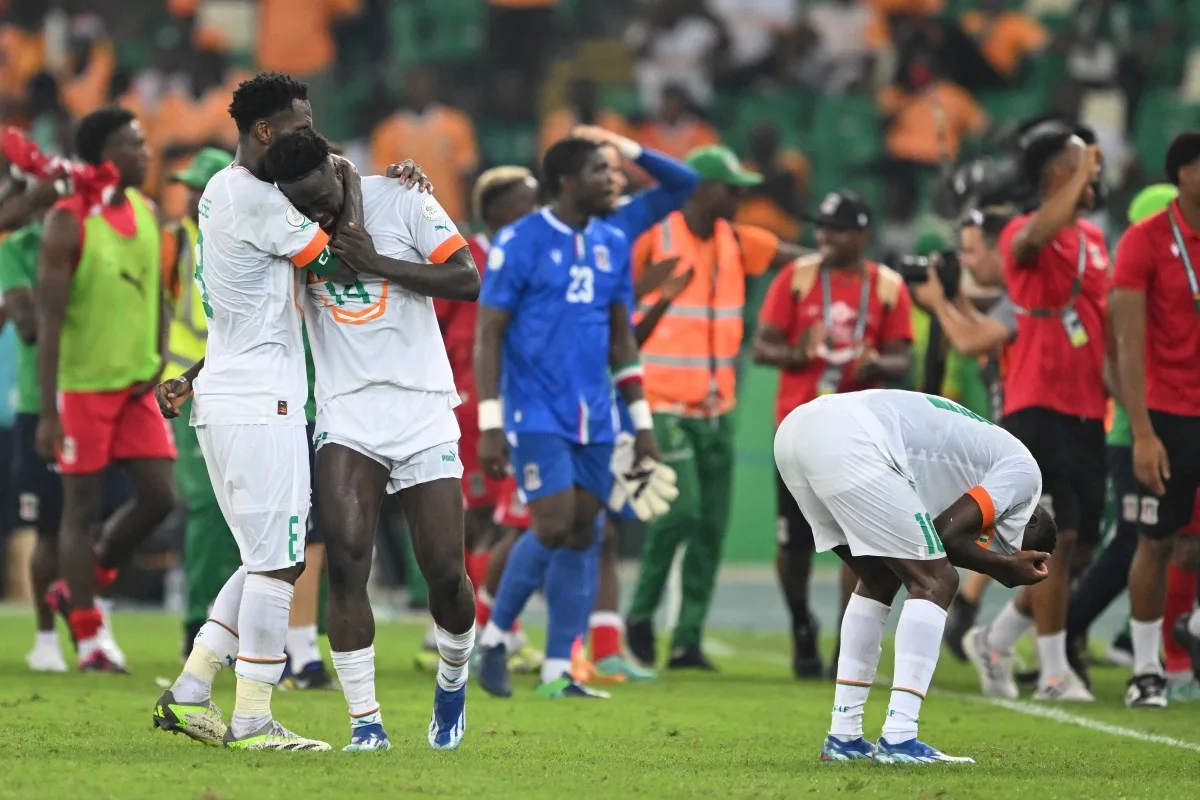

{"left": 541, "top": 657, "right": 571, "bottom": 684}
{"left": 882, "top": 599, "right": 947, "bottom": 745}
{"left": 480, "top": 619, "right": 507, "bottom": 648}
{"left": 231, "top": 574, "right": 293, "bottom": 734}
{"left": 830, "top": 594, "right": 890, "bottom": 741}
{"left": 172, "top": 644, "right": 227, "bottom": 704}
{"left": 286, "top": 624, "right": 321, "bottom": 669}
{"left": 422, "top": 621, "right": 439, "bottom": 651}
{"left": 1036, "top": 631, "right": 1069, "bottom": 678}
{"left": 34, "top": 630, "right": 60, "bottom": 651}
{"left": 210, "top": 569, "right": 247, "bottom": 630}
{"left": 96, "top": 596, "right": 114, "bottom": 628}
{"left": 78, "top": 635, "right": 101, "bottom": 660}
{"left": 435, "top": 625, "right": 475, "bottom": 691}
{"left": 1131, "top": 618, "right": 1164, "bottom": 677}
{"left": 331, "top": 646, "right": 380, "bottom": 726}
{"left": 985, "top": 599, "right": 1033, "bottom": 654}
{"left": 1189, "top": 610, "right": 1200, "bottom": 638}
{"left": 230, "top": 677, "right": 274, "bottom": 738}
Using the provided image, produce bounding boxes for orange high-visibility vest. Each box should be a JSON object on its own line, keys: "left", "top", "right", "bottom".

{"left": 637, "top": 211, "right": 748, "bottom": 416}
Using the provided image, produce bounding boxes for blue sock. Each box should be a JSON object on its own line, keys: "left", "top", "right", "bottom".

{"left": 544, "top": 546, "right": 591, "bottom": 661}
{"left": 490, "top": 530, "right": 553, "bottom": 633}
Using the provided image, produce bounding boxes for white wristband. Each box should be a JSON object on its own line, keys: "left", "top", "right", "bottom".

{"left": 628, "top": 399, "right": 653, "bottom": 431}
{"left": 478, "top": 399, "right": 503, "bottom": 431}
{"left": 617, "top": 138, "right": 644, "bottom": 161}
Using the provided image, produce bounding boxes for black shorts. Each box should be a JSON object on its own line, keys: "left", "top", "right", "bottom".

{"left": 1002, "top": 407, "right": 1106, "bottom": 544}
{"left": 776, "top": 469, "right": 816, "bottom": 553}
{"left": 306, "top": 421, "right": 323, "bottom": 545}
{"left": 1136, "top": 411, "right": 1200, "bottom": 540}
{"left": 11, "top": 413, "right": 64, "bottom": 537}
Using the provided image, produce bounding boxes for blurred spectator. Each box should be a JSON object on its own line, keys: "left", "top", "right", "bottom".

{"left": 958, "top": 0, "right": 1048, "bottom": 84}
{"left": 479, "top": 70, "right": 538, "bottom": 171}
{"left": 24, "top": 73, "right": 70, "bottom": 157}
{"left": 0, "top": 14, "right": 45, "bottom": 104}
{"left": 370, "top": 67, "right": 479, "bottom": 224}
{"left": 735, "top": 122, "right": 808, "bottom": 242}
{"left": 625, "top": 0, "right": 729, "bottom": 113}
{"left": 878, "top": 53, "right": 987, "bottom": 167}
{"left": 795, "top": 0, "right": 887, "bottom": 94}
{"left": 539, "top": 78, "right": 630, "bottom": 157}
{"left": 256, "top": 0, "right": 362, "bottom": 122}
{"left": 709, "top": 0, "right": 798, "bottom": 89}
{"left": 636, "top": 84, "right": 720, "bottom": 162}
{"left": 867, "top": 0, "right": 943, "bottom": 15}
{"left": 488, "top": 0, "right": 558, "bottom": 87}
{"left": 57, "top": 17, "right": 116, "bottom": 119}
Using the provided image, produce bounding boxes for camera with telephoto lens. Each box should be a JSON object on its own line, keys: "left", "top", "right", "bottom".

{"left": 894, "top": 250, "right": 963, "bottom": 300}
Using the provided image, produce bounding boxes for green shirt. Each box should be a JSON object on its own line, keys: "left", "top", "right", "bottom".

{"left": 303, "top": 325, "right": 316, "bottom": 423}
{"left": 1108, "top": 403, "right": 1131, "bottom": 447}
{"left": 0, "top": 223, "right": 43, "bottom": 414}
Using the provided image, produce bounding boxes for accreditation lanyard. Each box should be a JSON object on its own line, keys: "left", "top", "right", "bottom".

{"left": 816, "top": 268, "right": 872, "bottom": 395}
{"left": 1166, "top": 208, "right": 1200, "bottom": 317}
{"left": 1013, "top": 229, "right": 1090, "bottom": 348}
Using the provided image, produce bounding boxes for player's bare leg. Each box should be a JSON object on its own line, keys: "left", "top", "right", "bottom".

{"left": 1026, "top": 528, "right": 1092, "bottom": 700}
{"left": 1126, "top": 531, "right": 1176, "bottom": 708}
{"left": 396, "top": 477, "right": 476, "bottom": 749}
{"left": 284, "top": 542, "right": 335, "bottom": 689}
{"left": 317, "top": 444, "right": 391, "bottom": 751}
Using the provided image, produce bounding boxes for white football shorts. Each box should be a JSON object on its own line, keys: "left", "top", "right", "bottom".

{"left": 773, "top": 396, "right": 945, "bottom": 561}
{"left": 315, "top": 385, "right": 463, "bottom": 494}
{"left": 196, "top": 423, "right": 310, "bottom": 572}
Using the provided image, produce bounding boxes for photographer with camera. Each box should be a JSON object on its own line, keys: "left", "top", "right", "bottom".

{"left": 964, "top": 126, "right": 1109, "bottom": 704}
{"left": 753, "top": 190, "right": 914, "bottom": 681}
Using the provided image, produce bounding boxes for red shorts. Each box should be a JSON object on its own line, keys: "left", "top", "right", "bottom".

{"left": 58, "top": 387, "right": 177, "bottom": 474}
{"left": 455, "top": 399, "right": 508, "bottom": 510}
{"left": 493, "top": 478, "right": 531, "bottom": 530}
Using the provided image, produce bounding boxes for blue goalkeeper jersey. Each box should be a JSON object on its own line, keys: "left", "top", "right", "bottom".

{"left": 480, "top": 208, "right": 633, "bottom": 444}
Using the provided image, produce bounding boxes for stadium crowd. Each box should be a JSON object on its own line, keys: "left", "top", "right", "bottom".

{"left": 0, "top": 0, "right": 1199, "bottom": 754}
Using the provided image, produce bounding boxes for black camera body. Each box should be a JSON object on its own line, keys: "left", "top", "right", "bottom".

{"left": 894, "top": 250, "right": 963, "bottom": 301}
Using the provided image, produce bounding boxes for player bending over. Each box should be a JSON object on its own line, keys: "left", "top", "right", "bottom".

{"left": 152, "top": 72, "right": 355, "bottom": 752}
{"left": 774, "top": 389, "right": 1055, "bottom": 763}
{"left": 265, "top": 127, "right": 480, "bottom": 750}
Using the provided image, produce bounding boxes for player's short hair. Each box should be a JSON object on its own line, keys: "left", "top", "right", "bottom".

{"left": 74, "top": 106, "right": 135, "bottom": 165}
{"left": 228, "top": 71, "right": 309, "bottom": 134}
{"left": 1023, "top": 507, "right": 1058, "bottom": 556}
{"left": 960, "top": 205, "right": 1016, "bottom": 247}
{"left": 264, "top": 127, "right": 331, "bottom": 184}
{"left": 473, "top": 166, "right": 534, "bottom": 222}
{"left": 1020, "top": 125, "right": 1074, "bottom": 188}
{"left": 542, "top": 137, "right": 600, "bottom": 197}
{"left": 1165, "top": 131, "right": 1200, "bottom": 186}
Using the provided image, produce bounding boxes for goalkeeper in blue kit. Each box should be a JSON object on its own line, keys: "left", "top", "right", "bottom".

{"left": 471, "top": 136, "right": 676, "bottom": 697}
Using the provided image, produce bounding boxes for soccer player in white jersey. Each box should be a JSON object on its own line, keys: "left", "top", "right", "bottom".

{"left": 774, "top": 389, "right": 1057, "bottom": 764}
{"left": 150, "top": 73, "right": 361, "bottom": 752}
{"left": 263, "top": 128, "right": 480, "bottom": 751}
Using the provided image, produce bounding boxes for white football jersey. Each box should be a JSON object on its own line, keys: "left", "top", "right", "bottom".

{"left": 303, "top": 176, "right": 466, "bottom": 411}
{"left": 191, "top": 166, "right": 328, "bottom": 426}
{"left": 853, "top": 389, "right": 1042, "bottom": 553}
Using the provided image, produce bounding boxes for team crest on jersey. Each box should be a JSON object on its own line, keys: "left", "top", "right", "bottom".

{"left": 488, "top": 247, "right": 505, "bottom": 270}
{"left": 1088, "top": 243, "right": 1106, "bottom": 270}
{"left": 285, "top": 205, "right": 309, "bottom": 228}
{"left": 594, "top": 245, "right": 611, "bottom": 272}
{"left": 550, "top": 249, "right": 562, "bottom": 265}
{"left": 524, "top": 463, "right": 542, "bottom": 492}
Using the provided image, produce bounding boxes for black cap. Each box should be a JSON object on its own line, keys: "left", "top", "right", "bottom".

{"left": 1165, "top": 130, "right": 1200, "bottom": 186}
{"left": 806, "top": 190, "right": 872, "bottom": 230}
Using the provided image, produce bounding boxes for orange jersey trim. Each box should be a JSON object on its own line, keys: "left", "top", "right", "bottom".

{"left": 429, "top": 233, "right": 468, "bottom": 265}
{"left": 292, "top": 229, "right": 331, "bottom": 268}
{"left": 967, "top": 485, "right": 995, "bottom": 529}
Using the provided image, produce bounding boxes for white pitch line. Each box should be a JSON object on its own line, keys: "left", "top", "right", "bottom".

{"left": 943, "top": 691, "right": 1200, "bottom": 754}
{"left": 718, "top": 641, "right": 1200, "bottom": 754}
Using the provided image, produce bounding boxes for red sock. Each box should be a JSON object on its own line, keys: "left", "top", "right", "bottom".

{"left": 475, "top": 589, "right": 492, "bottom": 627}
{"left": 94, "top": 565, "right": 119, "bottom": 595}
{"left": 512, "top": 619, "right": 522, "bottom": 634}
{"left": 1164, "top": 563, "right": 1198, "bottom": 674}
{"left": 464, "top": 551, "right": 490, "bottom": 591}
{"left": 69, "top": 607, "right": 103, "bottom": 643}
{"left": 589, "top": 611, "right": 623, "bottom": 661}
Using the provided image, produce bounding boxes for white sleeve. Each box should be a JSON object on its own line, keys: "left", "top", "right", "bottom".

{"left": 235, "top": 183, "right": 329, "bottom": 266}
{"left": 399, "top": 189, "right": 466, "bottom": 264}
{"left": 976, "top": 454, "right": 1042, "bottom": 554}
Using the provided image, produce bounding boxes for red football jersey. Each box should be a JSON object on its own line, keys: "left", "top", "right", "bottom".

{"left": 435, "top": 233, "right": 488, "bottom": 398}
